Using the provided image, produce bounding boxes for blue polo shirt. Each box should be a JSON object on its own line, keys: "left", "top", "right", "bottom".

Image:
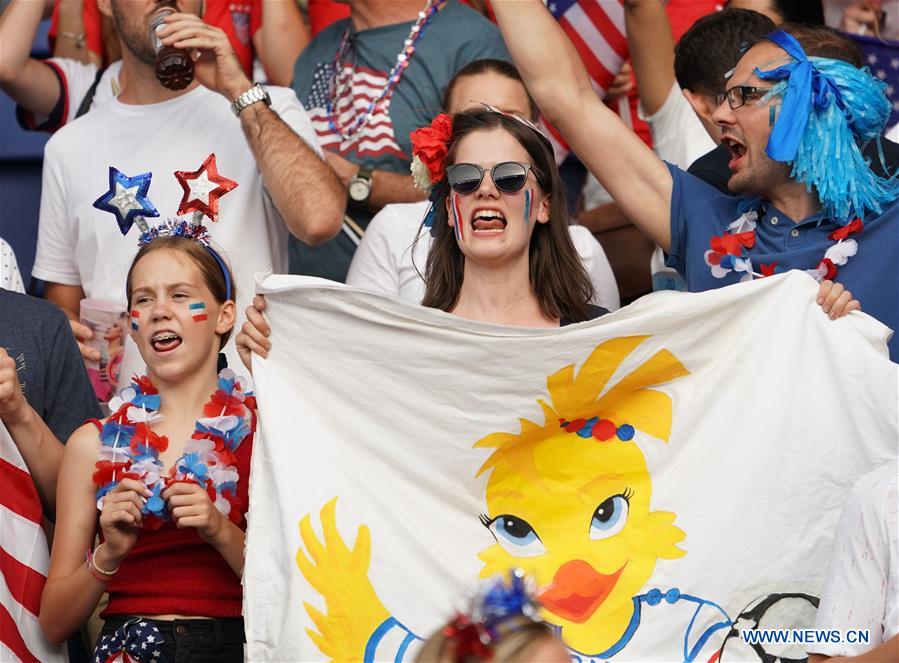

{"left": 665, "top": 164, "right": 899, "bottom": 360}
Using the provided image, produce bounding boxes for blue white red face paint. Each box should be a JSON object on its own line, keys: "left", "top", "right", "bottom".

{"left": 130, "top": 309, "right": 140, "bottom": 331}
{"left": 189, "top": 301, "right": 208, "bottom": 323}
{"left": 451, "top": 192, "right": 464, "bottom": 243}
{"left": 523, "top": 188, "right": 532, "bottom": 229}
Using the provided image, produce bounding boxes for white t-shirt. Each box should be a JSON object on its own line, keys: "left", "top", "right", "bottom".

{"left": 0, "top": 238, "right": 24, "bottom": 293}
{"left": 809, "top": 461, "right": 899, "bottom": 657}
{"left": 641, "top": 82, "right": 716, "bottom": 169}
{"left": 34, "top": 84, "right": 322, "bottom": 376}
{"left": 345, "top": 200, "right": 621, "bottom": 312}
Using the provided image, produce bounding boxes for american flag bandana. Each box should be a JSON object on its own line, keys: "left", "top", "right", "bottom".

{"left": 93, "top": 618, "right": 166, "bottom": 663}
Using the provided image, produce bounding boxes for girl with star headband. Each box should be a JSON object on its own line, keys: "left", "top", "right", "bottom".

{"left": 40, "top": 216, "right": 254, "bottom": 662}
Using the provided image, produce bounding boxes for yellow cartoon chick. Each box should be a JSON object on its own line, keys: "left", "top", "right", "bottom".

{"left": 296, "top": 336, "right": 730, "bottom": 662}
{"left": 475, "top": 335, "right": 690, "bottom": 654}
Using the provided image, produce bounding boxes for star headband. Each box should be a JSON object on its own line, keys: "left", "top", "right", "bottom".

{"left": 93, "top": 154, "right": 238, "bottom": 300}
{"left": 755, "top": 30, "right": 899, "bottom": 224}
{"left": 442, "top": 570, "right": 545, "bottom": 662}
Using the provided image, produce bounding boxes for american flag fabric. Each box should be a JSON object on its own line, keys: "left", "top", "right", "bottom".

{"left": 93, "top": 618, "right": 166, "bottom": 663}
{"left": 543, "top": 0, "right": 629, "bottom": 158}
{"left": 848, "top": 32, "right": 899, "bottom": 129}
{"left": 550, "top": 0, "right": 628, "bottom": 96}
{"left": 0, "top": 423, "right": 66, "bottom": 662}
{"left": 305, "top": 61, "right": 406, "bottom": 160}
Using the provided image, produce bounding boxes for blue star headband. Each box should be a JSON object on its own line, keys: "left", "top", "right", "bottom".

{"left": 755, "top": 30, "right": 899, "bottom": 224}
{"left": 93, "top": 167, "right": 159, "bottom": 235}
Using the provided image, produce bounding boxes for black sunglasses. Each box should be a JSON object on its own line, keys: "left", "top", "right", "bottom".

{"left": 445, "top": 161, "right": 533, "bottom": 195}
{"left": 717, "top": 85, "right": 774, "bottom": 110}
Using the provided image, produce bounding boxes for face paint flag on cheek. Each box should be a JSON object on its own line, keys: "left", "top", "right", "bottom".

{"left": 189, "top": 302, "right": 208, "bottom": 323}
{"left": 524, "top": 189, "right": 532, "bottom": 229}
{"left": 452, "top": 192, "right": 464, "bottom": 243}
{"left": 130, "top": 310, "right": 140, "bottom": 331}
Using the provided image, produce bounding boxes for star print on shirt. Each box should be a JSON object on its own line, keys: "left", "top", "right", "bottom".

{"left": 174, "top": 153, "right": 238, "bottom": 222}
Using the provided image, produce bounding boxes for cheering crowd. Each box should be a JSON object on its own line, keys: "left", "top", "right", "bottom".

{"left": 0, "top": 0, "right": 897, "bottom": 661}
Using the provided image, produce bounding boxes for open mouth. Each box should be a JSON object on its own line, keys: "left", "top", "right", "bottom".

{"left": 151, "top": 332, "right": 182, "bottom": 353}
{"left": 721, "top": 135, "right": 747, "bottom": 170}
{"left": 538, "top": 560, "right": 625, "bottom": 623}
{"left": 471, "top": 209, "right": 507, "bottom": 235}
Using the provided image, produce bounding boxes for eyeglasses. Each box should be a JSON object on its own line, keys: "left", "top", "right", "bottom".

{"left": 446, "top": 161, "right": 533, "bottom": 194}
{"left": 717, "top": 85, "right": 774, "bottom": 110}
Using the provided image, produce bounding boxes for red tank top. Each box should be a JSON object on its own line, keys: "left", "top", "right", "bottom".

{"left": 94, "top": 423, "right": 254, "bottom": 619}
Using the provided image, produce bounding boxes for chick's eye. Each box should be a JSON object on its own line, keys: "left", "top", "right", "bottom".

{"left": 589, "top": 494, "right": 630, "bottom": 540}
{"left": 482, "top": 514, "right": 546, "bottom": 557}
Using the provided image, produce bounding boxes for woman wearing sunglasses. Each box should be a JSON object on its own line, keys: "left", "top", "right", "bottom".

{"left": 236, "top": 108, "right": 603, "bottom": 368}
{"left": 419, "top": 108, "right": 602, "bottom": 326}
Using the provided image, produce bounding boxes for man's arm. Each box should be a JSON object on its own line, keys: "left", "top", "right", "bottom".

{"left": 238, "top": 101, "right": 346, "bottom": 243}
{"left": 0, "top": 0, "right": 65, "bottom": 117}
{"left": 325, "top": 151, "right": 426, "bottom": 211}
{"left": 253, "top": 0, "right": 309, "bottom": 87}
{"left": 625, "top": 0, "right": 676, "bottom": 117}
{"left": 160, "top": 12, "right": 345, "bottom": 245}
{"left": 491, "top": 0, "right": 672, "bottom": 250}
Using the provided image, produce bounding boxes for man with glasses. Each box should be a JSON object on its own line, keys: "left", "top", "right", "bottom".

{"left": 492, "top": 5, "right": 899, "bottom": 360}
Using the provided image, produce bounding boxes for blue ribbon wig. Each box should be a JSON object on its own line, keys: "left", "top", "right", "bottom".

{"left": 755, "top": 29, "right": 899, "bottom": 224}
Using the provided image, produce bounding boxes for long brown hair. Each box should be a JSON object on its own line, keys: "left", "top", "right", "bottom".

{"left": 421, "top": 111, "right": 594, "bottom": 322}
{"left": 125, "top": 236, "right": 236, "bottom": 348}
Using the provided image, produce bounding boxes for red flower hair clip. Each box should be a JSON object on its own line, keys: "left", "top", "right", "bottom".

{"left": 410, "top": 113, "right": 453, "bottom": 192}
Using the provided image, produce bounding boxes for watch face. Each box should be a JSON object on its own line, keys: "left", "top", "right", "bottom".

{"left": 349, "top": 179, "right": 371, "bottom": 202}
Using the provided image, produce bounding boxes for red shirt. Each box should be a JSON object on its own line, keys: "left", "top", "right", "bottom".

{"left": 96, "top": 427, "right": 254, "bottom": 619}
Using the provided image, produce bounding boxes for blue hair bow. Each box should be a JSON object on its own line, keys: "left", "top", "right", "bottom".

{"left": 752, "top": 29, "right": 899, "bottom": 223}
{"left": 756, "top": 30, "right": 844, "bottom": 162}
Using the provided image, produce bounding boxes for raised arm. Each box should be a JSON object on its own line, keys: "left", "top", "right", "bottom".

{"left": 491, "top": 0, "right": 673, "bottom": 250}
{"left": 53, "top": 0, "right": 101, "bottom": 65}
{"left": 0, "top": 0, "right": 65, "bottom": 117}
{"left": 253, "top": 0, "right": 309, "bottom": 87}
{"left": 159, "top": 12, "right": 345, "bottom": 245}
{"left": 625, "top": 0, "right": 676, "bottom": 117}
{"left": 0, "top": 349, "right": 64, "bottom": 517}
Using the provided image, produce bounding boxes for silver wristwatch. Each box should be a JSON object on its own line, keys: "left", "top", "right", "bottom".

{"left": 231, "top": 83, "right": 271, "bottom": 116}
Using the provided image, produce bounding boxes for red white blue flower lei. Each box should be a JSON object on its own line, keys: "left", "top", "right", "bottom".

{"left": 704, "top": 209, "right": 863, "bottom": 282}
{"left": 93, "top": 369, "right": 255, "bottom": 529}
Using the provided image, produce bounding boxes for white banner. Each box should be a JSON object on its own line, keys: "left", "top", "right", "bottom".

{"left": 244, "top": 272, "right": 897, "bottom": 662}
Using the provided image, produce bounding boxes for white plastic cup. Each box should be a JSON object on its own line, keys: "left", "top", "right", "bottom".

{"left": 79, "top": 298, "right": 128, "bottom": 402}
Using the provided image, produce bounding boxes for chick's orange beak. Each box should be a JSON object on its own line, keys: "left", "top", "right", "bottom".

{"left": 538, "top": 559, "right": 625, "bottom": 623}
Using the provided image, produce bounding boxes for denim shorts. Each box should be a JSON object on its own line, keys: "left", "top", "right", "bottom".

{"left": 96, "top": 615, "right": 245, "bottom": 663}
